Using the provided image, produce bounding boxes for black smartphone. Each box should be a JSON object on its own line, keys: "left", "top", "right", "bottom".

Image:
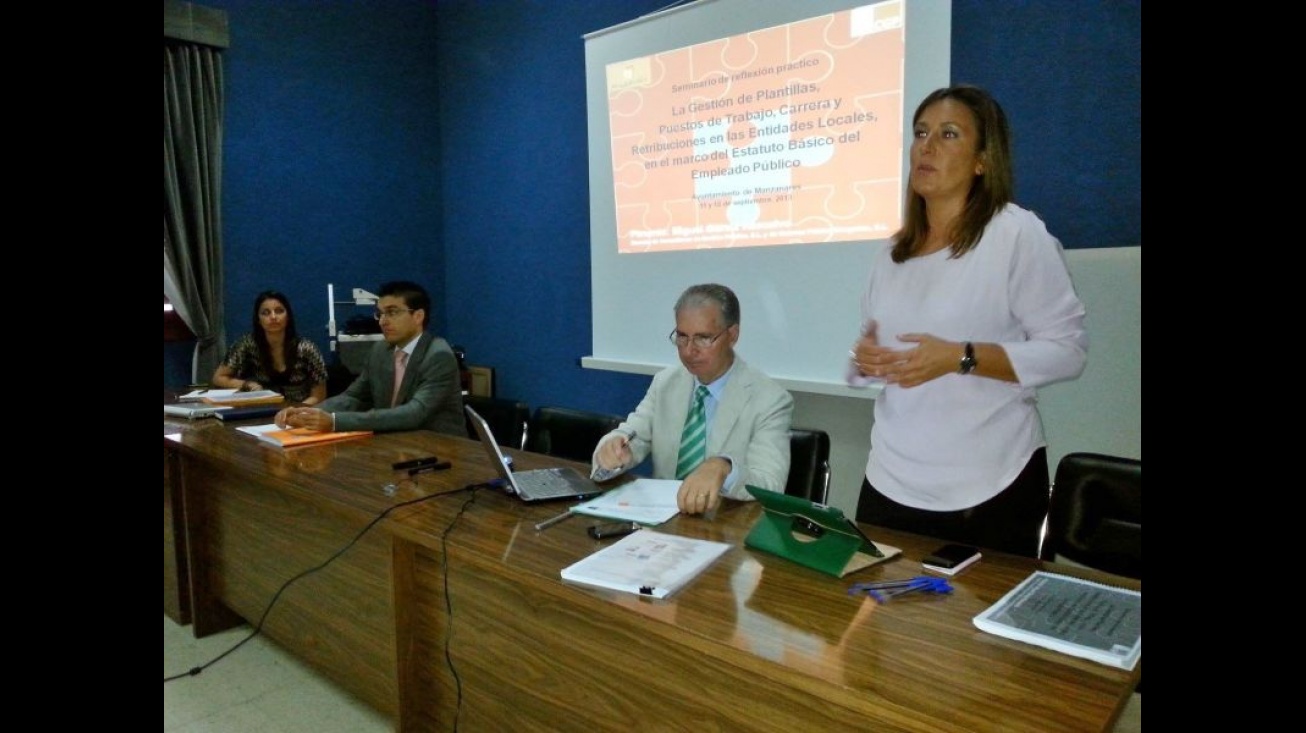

{"left": 921, "top": 544, "right": 981, "bottom": 574}
{"left": 587, "top": 521, "right": 640, "bottom": 540}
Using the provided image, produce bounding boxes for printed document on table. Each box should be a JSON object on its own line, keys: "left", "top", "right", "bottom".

{"left": 560, "top": 529, "right": 730, "bottom": 599}
{"left": 569, "top": 478, "right": 681, "bottom": 525}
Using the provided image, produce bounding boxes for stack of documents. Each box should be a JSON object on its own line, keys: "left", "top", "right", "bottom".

{"left": 568, "top": 478, "right": 681, "bottom": 525}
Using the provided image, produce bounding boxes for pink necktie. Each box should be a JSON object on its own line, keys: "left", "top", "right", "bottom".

{"left": 392, "top": 349, "right": 408, "bottom": 407}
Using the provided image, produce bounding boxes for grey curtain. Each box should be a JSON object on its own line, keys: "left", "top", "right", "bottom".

{"left": 164, "top": 41, "right": 225, "bottom": 383}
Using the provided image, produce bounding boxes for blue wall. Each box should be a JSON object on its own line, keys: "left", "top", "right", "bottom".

{"left": 167, "top": 0, "right": 1141, "bottom": 421}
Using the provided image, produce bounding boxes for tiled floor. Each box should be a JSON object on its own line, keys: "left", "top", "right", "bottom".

{"left": 163, "top": 616, "right": 391, "bottom": 733}
{"left": 164, "top": 614, "right": 1139, "bottom": 732}
{"left": 1117, "top": 694, "right": 1142, "bottom": 733}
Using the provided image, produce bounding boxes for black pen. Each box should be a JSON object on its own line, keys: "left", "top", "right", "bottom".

{"left": 394, "top": 456, "right": 441, "bottom": 471}
{"left": 408, "top": 461, "right": 452, "bottom": 476}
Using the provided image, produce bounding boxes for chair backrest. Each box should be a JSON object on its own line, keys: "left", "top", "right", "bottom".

{"left": 526, "top": 406, "right": 625, "bottom": 463}
{"left": 785, "top": 428, "right": 831, "bottom": 505}
{"left": 463, "top": 395, "right": 530, "bottom": 451}
{"left": 1040, "top": 452, "right": 1142, "bottom": 580}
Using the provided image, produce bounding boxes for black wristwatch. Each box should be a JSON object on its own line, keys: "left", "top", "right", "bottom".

{"left": 958, "top": 342, "right": 977, "bottom": 375}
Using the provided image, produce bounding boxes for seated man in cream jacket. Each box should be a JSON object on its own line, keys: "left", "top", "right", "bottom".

{"left": 592, "top": 283, "right": 793, "bottom": 516}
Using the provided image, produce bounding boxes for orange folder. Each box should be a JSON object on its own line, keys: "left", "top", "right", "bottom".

{"left": 256, "top": 428, "right": 373, "bottom": 449}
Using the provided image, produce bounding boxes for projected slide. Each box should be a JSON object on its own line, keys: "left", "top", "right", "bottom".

{"left": 606, "top": 1, "right": 905, "bottom": 254}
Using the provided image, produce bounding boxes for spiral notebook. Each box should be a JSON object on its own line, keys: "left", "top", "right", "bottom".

{"left": 560, "top": 529, "right": 730, "bottom": 599}
{"left": 973, "top": 570, "right": 1141, "bottom": 670}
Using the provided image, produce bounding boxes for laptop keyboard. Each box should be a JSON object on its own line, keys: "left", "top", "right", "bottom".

{"left": 519, "top": 469, "right": 582, "bottom": 498}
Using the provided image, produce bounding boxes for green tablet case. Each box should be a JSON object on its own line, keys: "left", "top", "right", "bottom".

{"left": 744, "top": 486, "right": 900, "bottom": 577}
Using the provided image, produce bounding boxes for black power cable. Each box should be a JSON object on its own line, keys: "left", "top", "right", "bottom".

{"left": 164, "top": 482, "right": 488, "bottom": 684}
{"left": 440, "top": 487, "right": 482, "bottom": 732}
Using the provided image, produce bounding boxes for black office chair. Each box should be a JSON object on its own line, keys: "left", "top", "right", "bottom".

{"left": 1040, "top": 452, "right": 1142, "bottom": 579}
{"left": 525, "top": 406, "right": 625, "bottom": 463}
{"left": 785, "top": 428, "right": 831, "bottom": 505}
{"left": 463, "top": 395, "right": 530, "bottom": 450}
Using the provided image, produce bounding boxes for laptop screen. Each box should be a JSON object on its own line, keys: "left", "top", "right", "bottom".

{"left": 465, "top": 404, "right": 604, "bottom": 503}
{"left": 465, "top": 404, "right": 521, "bottom": 490}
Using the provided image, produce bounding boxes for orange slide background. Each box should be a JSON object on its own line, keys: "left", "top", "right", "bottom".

{"left": 607, "top": 1, "right": 906, "bottom": 253}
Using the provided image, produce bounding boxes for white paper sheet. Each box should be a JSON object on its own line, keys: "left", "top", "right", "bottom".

{"left": 569, "top": 478, "right": 681, "bottom": 525}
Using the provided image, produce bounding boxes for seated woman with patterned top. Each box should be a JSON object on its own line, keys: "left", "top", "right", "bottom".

{"left": 211, "top": 290, "right": 328, "bottom": 405}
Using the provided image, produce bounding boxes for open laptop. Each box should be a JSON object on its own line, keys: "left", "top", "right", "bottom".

{"left": 465, "top": 404, "right": 604, "bottom": 502}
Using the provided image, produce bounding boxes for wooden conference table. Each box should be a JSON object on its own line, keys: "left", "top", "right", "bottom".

{"left": 163, "top": 417, "right": 1140, "bottom": 732}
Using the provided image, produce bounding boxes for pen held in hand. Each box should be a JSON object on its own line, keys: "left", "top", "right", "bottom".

{"left": 616, "top": 428, "right": 636, "bottom": 462}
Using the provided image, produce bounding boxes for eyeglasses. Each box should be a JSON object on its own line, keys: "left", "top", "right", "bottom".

{"left": 373, "top": 308, "right": 415, "bottom": 321}
{"left": 668, "top": 328, "right": 728, "bottom": 350}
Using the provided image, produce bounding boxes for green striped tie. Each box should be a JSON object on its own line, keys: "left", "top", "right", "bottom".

{"left": 676, "top": 385, "right": 710, "bottom": 479}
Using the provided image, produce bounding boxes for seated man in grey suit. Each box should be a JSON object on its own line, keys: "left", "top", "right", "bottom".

{"left": 592, "top": 283, "right": 793, "bottom": 516}
{"left": 275, "top": 280, "right": 465, "bottom": 436}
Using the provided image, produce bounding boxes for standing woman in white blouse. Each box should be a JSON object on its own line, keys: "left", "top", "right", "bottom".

{"left": 847, "top": 85, "right": 1087, "bottom": 557}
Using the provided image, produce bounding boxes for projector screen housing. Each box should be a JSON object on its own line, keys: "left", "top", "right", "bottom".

{"left": 584, "top": 0, "right": 951, "bottom": 395}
